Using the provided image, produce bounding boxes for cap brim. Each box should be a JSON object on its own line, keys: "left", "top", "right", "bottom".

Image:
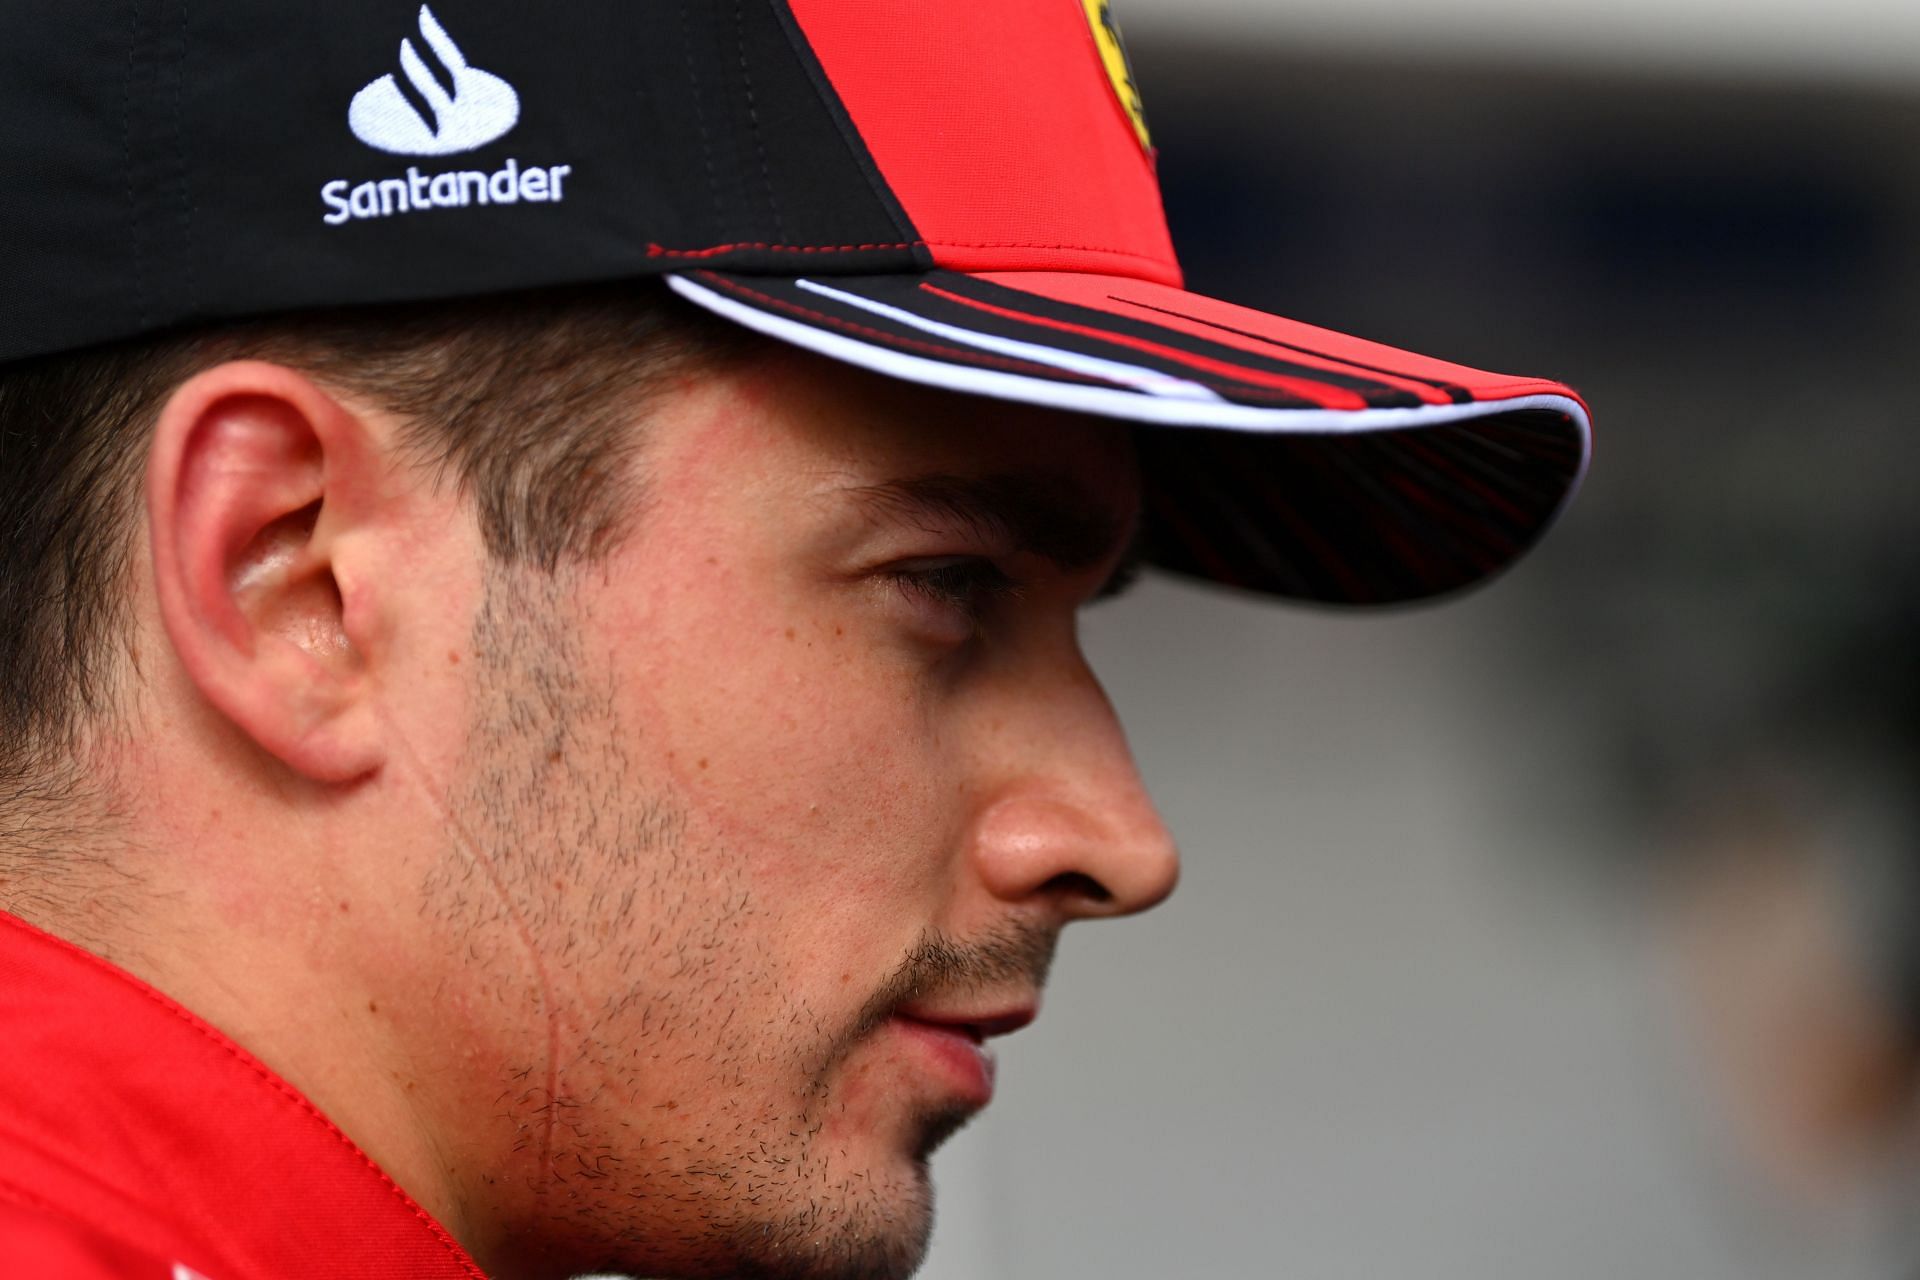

{"left": 666, "top": 268, "right": 1590, "bottom": 606}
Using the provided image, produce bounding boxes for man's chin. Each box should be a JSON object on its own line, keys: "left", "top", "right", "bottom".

{"left": 747, "top": 1103, "right": 975, "bottom": 1280}
{"left": 566, "top": 1098, "right": 977, "bottom": 1280}
{"left": 912, "top": 1098, "right": 980, "bottom": 1163}
{"left": 704, "top": 1101, "right": 992, "bottom": 1280}
{"left": 712, "top": 1170, "right": 938, "bottom": 1280}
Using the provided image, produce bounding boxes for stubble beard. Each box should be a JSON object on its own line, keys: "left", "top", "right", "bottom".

{"left": 701, "top": 919, "right": 1062, "bottom": 1280}
{"left": 434, "top": 566, "right": 1044, "bottom": 1280}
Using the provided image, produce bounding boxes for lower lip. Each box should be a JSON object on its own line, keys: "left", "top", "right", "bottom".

{"left": 889, "top": 1017, "right": 996, "bottom": 1106}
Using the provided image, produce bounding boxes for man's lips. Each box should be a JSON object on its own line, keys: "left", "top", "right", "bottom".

{"left": 886, "top": 1001, "right": 1037, "bottom": 1106}
{"left": 892, "top": 1002, "right": 1038, "bottom": 1040}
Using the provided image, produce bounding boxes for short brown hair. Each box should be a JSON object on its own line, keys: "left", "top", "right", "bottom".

{"left": 0, "top": 279, "right": 752, "bottom": 819}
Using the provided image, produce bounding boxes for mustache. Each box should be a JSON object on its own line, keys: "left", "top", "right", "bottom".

{"left": 849, "top": 920, "right": 1060, "bottom": 1043}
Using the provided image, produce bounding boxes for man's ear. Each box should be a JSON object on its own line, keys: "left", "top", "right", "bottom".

{"left": 146, "top": 360, "right": 392, "bottom": 784}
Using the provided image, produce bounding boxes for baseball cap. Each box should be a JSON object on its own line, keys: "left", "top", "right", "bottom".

{"left": 0, "top": 0, "right": 1590, "bottom": 605}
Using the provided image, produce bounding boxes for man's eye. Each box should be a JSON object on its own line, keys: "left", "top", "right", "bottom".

{"left": 886, "top": 557, "right": 1019, "bottom": 618}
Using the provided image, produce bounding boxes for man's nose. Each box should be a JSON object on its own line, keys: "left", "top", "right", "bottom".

{"left": 965, "top": 656, "right": 1180, "bottom": 922}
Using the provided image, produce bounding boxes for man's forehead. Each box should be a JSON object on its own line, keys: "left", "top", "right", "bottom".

{"left": 844, "top": 471, "right": 1136, "bottom": 574}
{"left": 769, "top": 346, "right": 1136, "bottom": 465}
{"left": 668, "top": 347, "right": 1139, "bottom": 518}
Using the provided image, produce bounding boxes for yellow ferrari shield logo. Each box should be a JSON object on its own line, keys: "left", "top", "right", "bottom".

{"left": 1081, "top": 0, "right": 1152, "bottom": 152}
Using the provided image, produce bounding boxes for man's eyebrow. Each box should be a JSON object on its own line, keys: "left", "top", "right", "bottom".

{"left": 846, "top": 471, "right": 1135, "bottom": 576}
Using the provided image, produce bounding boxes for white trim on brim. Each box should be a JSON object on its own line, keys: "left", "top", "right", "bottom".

{"left": 793, "top": 278, "right": 1225, "bottom": 402}
{"left": 667, "top": 273, "right": 1593, "bottom": 472}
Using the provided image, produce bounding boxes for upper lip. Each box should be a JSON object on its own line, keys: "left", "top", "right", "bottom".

{"left": 893, "top": 1001, "right": 1038, "bottom": 1040}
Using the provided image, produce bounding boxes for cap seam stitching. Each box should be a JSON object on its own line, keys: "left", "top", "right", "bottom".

{"left": 123, "top": 0, "right": 147, "bottom": 331}
{"left": 680, "top": 0, "right": 724, "bottom": 230}
{"left": 653, "top": 240, "right": 918, "bottom": 256}
{"left": 174, "top": 0, "right": 193, "bottom": 314}
{"left": 646, "top": 239, "right": 1174, "bottom": 263}
{"left": 761, "top": 0, "right": 927, "bottom": 264}
{"left": 735, "top": 0, "right": 786, "bottom": 241}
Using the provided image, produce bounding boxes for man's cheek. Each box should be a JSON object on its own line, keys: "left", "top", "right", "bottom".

{"left": 718, "top": 752, "right": 952, "bottom": 909}
{"left": 672, "top": 670, "right": 943, "bottom": 855}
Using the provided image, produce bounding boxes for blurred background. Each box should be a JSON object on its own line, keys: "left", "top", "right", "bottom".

{"left": 920, "top": 3, "right": 1920, "bottom": 1278}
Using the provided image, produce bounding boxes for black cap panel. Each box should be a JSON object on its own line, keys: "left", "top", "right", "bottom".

{"left": 0, "top": 0, "right": 919, "bottom": 364}
{"left": 0, "top": 7, "right": 151, "bottom": 360}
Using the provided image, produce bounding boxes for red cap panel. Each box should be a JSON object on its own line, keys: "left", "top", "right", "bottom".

{"left": 786, "top": 0, "right": 1182, "bottom": 285}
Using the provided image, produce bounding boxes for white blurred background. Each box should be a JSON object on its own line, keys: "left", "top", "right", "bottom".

{"left": 917, "top": 2, "right": 1920, "bottom": 1278}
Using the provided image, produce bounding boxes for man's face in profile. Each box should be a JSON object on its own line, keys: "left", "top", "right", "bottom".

{"left": 431, "top": 350, "right": 1179, "bottom": 1278}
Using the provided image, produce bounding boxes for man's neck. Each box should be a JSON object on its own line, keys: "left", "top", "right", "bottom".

{"left": 1, "top": 853, "right": 488, "bottom": 1267}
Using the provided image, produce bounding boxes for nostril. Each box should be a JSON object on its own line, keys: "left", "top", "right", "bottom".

{"left": 1041, "top": 871, "right": 1111, "bottom": 905}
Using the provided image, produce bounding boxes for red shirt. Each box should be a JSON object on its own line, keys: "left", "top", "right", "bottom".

{"left": 0, "top": 910, "right": 488, "bottom": 1278}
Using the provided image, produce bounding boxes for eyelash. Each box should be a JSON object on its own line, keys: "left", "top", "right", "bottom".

{"left": 887, "top": 558, "right": 1020, "bottom": 619}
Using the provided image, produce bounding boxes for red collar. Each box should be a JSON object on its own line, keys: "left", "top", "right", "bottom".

{"left": 0, "top": 909, "right": 487, "bottom": 1279}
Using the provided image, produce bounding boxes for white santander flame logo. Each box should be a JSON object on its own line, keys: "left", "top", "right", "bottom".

{"left": 348, "top": 6, "right": 518, "bottom": 156}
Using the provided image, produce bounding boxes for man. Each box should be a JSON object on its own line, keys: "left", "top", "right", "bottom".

{"left": 0, "top": 3, "right": 1591, "bottom": 1278}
